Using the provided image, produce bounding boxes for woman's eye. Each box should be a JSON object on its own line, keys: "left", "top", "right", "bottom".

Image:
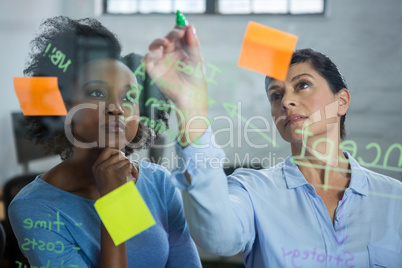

{"left": 87, "top": 89, "right": 104, "bottom": 98}
{"left": 296, "top": 81, "right": 311, "bottom": 90}
{"left": 123, "top": 93, "right": 137, "bottom": 103}
{"left": 269, "top": 93, "right": 281, "bottom": 102}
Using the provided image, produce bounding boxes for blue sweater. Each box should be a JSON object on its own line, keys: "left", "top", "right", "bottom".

{"left": 9, "top": 161, "right": 202, "bottom": 268}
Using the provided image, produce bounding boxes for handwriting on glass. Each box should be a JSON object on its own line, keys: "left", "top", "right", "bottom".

{"left": 17, "top": 211, "right": 81, "bottom": 267}
{"left": 162, "top": 54, "right": 222, "bottom": 85}
{"left": 43, "top": 43, "right": 71, "bottom": 73}
{"left": 133, "top": 58, "right": 222, "bottom": 90}
{"left": 15, "top": 260, "right": 79, "bottom": 268}
{"left": 281, "top": 247, "right": 354, "bottom": 268}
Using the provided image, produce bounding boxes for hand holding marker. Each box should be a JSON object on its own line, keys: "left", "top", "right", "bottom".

{"left": 145, "top": 10, "right": 206, "bottom": 106}
{"left": 144, "top": 11, "right": 208, "bottom": 146}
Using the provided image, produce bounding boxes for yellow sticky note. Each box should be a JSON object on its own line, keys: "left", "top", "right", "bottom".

{"left": 13, "top": 77, "right": 67, "bottom": 116}
{"left": 94, "top": 181, "right": 155, "bottom": 246}
{"left": 238, "top": 21, "right": 298, "bottom": 81}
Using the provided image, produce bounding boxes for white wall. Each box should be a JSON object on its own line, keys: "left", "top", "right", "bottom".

{"left": 0, "top": 0, "right": 401, "bottom": 185}
{"left": 0, "top": 0, "right": 65, "bottom": 183}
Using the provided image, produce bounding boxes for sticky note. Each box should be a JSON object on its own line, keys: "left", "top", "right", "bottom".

{"left": 13, "top": 77, "right": 67, "bottom": 116}
{"left": 238, "top": 21, "right": 298, "bottom": 81}
{"left": 94, "top": 181, "right": 155, "bottom": 246}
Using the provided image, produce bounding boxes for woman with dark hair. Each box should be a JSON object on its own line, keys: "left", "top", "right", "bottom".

{"left": 143, "top": 27, "right": 402, "bottom": 267}
{"left": 9, "top": 17, "right": 201, "bottom": 267}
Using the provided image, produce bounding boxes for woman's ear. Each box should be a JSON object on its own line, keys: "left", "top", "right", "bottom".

{"left": 337, "top": 88, "right": 350, "bottom": 116}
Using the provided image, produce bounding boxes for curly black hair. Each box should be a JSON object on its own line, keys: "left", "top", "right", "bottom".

{"left": 23, "top": 16, "right": 169, "bottom": 160}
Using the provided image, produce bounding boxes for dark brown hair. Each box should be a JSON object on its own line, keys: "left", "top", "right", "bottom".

{"left": 265, "top": 48, "right": 348, "bottom": 140}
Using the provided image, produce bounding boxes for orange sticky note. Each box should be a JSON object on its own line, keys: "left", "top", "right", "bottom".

{"left": 14, "top": 77, "right": 67, "bottom": 116}
{"left": 238, "top": 22, "right": 298, "bottom": 81}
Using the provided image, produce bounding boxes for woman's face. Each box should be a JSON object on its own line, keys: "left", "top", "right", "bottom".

{"left": 68, "top": 58, "right": 140, "bottom": 150}
{"left": 268, "top": 62, "right": 342, "bottom": 145}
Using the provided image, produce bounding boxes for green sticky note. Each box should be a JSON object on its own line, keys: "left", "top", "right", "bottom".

{"left": 94, "top": 181, "right": 155, "bottom": 246}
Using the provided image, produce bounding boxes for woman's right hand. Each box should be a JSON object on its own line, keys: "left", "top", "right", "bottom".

{"left": 92, "top": 148, "right": 138, "bottom": 196}
{"left": 144, "top": 25, "right": 209, "bottom": 146}
{"left": 144, "top": 25, "right": 207, "bottom": 115}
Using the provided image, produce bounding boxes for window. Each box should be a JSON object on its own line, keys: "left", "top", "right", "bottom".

{"left": 106, "top": 0, "right": 206, "bottom": 14}
{"left": 104, "top": 0, "right": 326, "bottom": 15}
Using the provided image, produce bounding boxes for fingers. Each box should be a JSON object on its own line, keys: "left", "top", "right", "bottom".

{"left": 109, "top": 160, "right": 138, "bottom": 183}
{"left": 93, "top": 148, "right": 132, "bottom": 173}
{"left": 131, "top": 163, "right": 139, "bottom": 178}
{"left": 109, "top": 155, "right": 131, "bottom": 168}
{"left": 148, "top": 38, "right": 168, "bottom": 51}
{"left": 186, "top": 25, "right": 202, "bottom": 62}
{"left": 147, "top": 29, "right": 185, "bottom": 53}
{"left": 93, "top": 148, "right": 122, "bottom": 167}
{"left": 164, "top": 29, "right": 185, "bottom": 53}
{"left": 165, "top": 28, "right": 185, "bottom": 41}
{"left": 92, "top": 149, "right": 138, "bottom": 195}
{"left": 123, "top": 163, "right": 139, "bottom": 183}
{"left": 145, "top": 27, "right": 198, "bottom": 66}
{"left": 147, "top": 29, "right": 185, "bottom": 51}
{"left": 143, "top": 50, "right": 162, "bottom": 72}
{"left": 185, "top": 25, "right": 202, "bottom": 62}
{"left": 145, "top": 38, "right": 165, "bottom": 68}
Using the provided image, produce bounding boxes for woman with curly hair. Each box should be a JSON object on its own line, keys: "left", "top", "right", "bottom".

{"left": 9, "top": 16, "right": 201, "bottom": 267}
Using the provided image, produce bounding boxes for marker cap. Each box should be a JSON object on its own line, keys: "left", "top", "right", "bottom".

{"left": 176, "top": 10, "right": 188, "bottom": 27}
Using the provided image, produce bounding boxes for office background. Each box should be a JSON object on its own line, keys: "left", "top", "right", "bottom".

{"left": 1, "top": 0, "right": 401, "bottom": 182}
{"left": 0, "top": 0, "right": 401, "bottom": 265}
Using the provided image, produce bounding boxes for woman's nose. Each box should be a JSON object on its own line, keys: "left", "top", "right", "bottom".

{"left": 105, "top": 101, "right": 124, "bottom": 115}
{"left": 281, "top": 91, "right": 297, "bottom": 110}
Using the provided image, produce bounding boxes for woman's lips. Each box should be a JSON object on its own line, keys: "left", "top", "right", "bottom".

{"left": 101, "top": 121, "right": 125, "bottom": 133}
{"left": 285, "top": 114, "right": 308, "bottom": 126}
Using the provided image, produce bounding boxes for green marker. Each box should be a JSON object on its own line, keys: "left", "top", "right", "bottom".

{"left": 176, "top": 10, "right": 189, "bottom": 52}
{"left": 176, "top": 10, "right": 188, "bottom": 29}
